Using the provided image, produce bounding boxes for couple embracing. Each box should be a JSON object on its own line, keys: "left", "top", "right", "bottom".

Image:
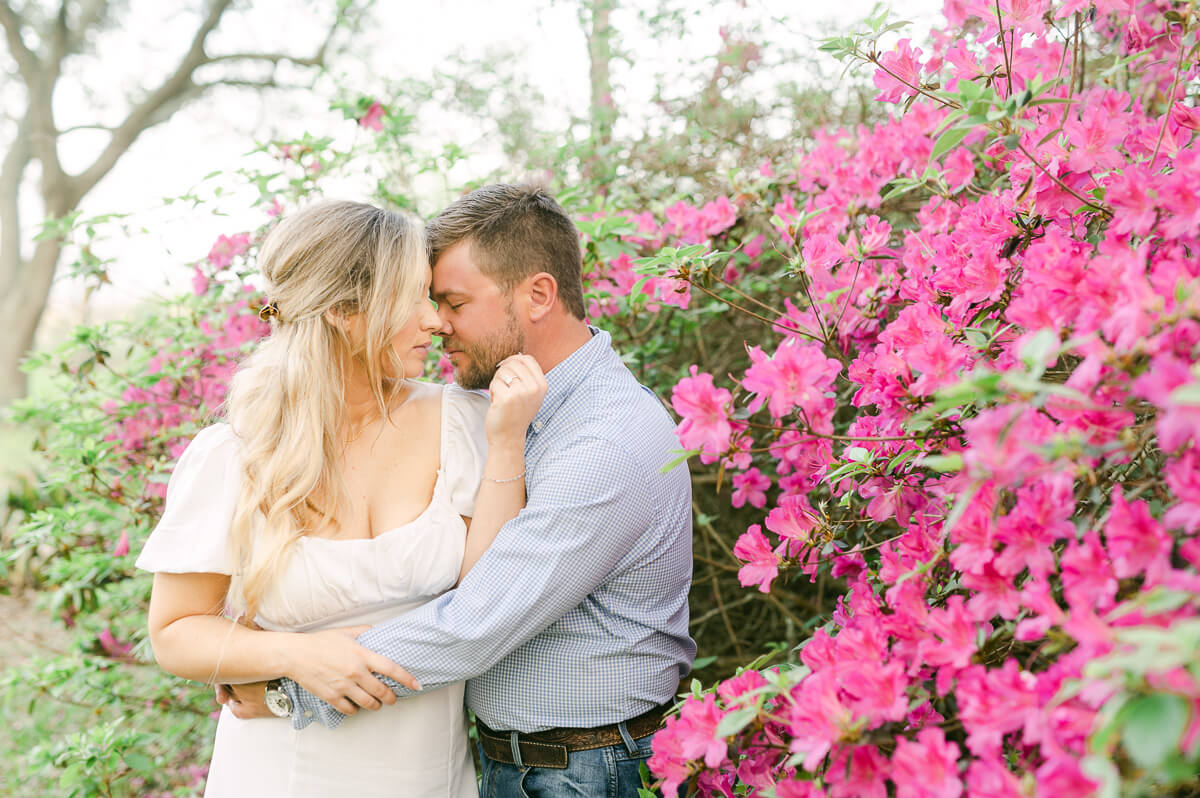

{"left": 136, "top": 184, "right": 696, "bottom": 797}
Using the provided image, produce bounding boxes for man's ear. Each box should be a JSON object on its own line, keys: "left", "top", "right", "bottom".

{"left": 525, "top": 272, "right": 558, "bottom": 323}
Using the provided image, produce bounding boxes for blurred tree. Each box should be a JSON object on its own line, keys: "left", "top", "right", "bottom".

{"left": 583, "top": 0, "right": 617, "bottom": 147}
{"left": 0, "top": 0, "right": 364, "bottom": 404}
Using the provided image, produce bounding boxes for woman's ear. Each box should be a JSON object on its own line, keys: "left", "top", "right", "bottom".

{"left": 525, "top": 272, "right": 558, "bottom": 323}
{"left": 323, "top": 308, "right": 351, "bottom": 331}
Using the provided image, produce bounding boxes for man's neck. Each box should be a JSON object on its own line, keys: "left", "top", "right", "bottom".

{"left": 527, "top": 317, "right": 594, "bottom": 375}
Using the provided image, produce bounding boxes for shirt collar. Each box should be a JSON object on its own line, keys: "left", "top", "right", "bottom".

{"left": 530, "top": 326, "right": 611, "bottom": 433}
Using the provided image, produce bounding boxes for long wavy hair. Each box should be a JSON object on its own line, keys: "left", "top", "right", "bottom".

{"left": 224, "top": 200, "right": 426, "bottom": 619}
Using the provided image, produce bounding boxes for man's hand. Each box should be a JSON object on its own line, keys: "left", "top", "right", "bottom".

{"left": 215, "top": 681, "right": 274, "bottom": 720}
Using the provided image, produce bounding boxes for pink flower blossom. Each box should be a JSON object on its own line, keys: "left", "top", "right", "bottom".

{"left": 891, "top": 727, "right": 963, "bottom": 798}
{"left": 874, "top": 39, "right": 925, "bottom": 103}
{"left": 358, "top": 101, "right": 385, "bottom": 131}
{"left": 671, "top": 367, "right": 733, "bottom": 456}
{"left": 731, "top": 467, "right": 770, "bottom": 509}
{"left": 733, "top": 525, "right": 780, "bottom": 593}
{"left": 207, "top": 233, "right": 252, "bottom": 269}
{"left": 741, "top": 340, "right": 842, "bottom": 422}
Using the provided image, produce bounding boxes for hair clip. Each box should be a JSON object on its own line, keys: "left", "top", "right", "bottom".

{"left": 258, "top": 301, "right": 280, "bottom": 322}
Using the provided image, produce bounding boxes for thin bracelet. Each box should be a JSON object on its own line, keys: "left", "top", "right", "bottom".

{"left": 484, "top": 470, "right": 526, "bottom": 484}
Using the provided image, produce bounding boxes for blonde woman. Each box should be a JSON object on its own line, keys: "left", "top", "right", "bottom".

{"left": 136, "top": 200, "right": 546, "bottom": 797}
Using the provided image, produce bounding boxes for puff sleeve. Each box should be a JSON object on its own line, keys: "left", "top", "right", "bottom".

{"left": 135, "top": 424, "right": 242, "bottom": 575}
{"left": 440, "top": 384, "right": 490, "bottom": 518}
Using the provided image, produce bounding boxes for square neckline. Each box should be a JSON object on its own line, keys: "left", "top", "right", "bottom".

{"left": 301, "top": 383, "right": 451, "bottom": 545}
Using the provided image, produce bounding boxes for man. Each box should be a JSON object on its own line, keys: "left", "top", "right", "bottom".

{"left": 231, "top": 184, "right": 695, "bottom": 796}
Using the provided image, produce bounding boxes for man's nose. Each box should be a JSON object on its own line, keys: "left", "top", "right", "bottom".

{"left": 435, "top": 307, "right": 453, "bottom": 337}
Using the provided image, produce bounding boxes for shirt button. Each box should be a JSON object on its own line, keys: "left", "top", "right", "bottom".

{"left": 304, "top": 711, "right": 313, "bottom": 718}
{"left": 533, "top": 421, "right": 544, "bottom": 432}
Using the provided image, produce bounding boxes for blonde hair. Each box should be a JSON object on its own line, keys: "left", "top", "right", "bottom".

{"left": 224, "top": 200, "right": 426, "bottom": 619}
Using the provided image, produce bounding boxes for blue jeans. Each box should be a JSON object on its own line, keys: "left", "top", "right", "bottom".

{"left": 477, "top": 725, "right": 657, "bottom": 798}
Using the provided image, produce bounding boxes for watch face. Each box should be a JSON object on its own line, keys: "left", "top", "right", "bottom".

{"left": 265, "top": 688, "right": 293, "bottom": 718}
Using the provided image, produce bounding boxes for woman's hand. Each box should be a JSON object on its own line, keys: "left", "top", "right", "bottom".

{"left": 485, "top": 354, "right": 547, "bottom": 447}
{"left": 279, "top": 625, "right": 420, "bottom": 716}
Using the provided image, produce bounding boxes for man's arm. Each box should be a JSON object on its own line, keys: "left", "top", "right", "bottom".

{"left": 284, "top": 436, "right": 655, "bottom": 729}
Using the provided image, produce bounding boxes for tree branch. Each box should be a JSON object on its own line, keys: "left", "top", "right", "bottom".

{"left": 0, "top": 1, "right": 39, "bottom": 81}
{"left": 65, "top": 0, "right": 235, "bottom": 204}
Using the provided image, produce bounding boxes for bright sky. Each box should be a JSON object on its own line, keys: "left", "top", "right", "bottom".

{"left": 36, "top": 0, "right": 943, "bottom": 340}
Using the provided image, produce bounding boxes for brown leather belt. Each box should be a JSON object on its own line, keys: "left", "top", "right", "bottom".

{"left": 476, "top": 703, "right": 669, "bottom": 769}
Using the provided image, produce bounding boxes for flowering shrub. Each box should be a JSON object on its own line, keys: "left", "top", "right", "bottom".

{"left": 7, "top": 3, "right": 1200, "bottom": 793}
{"left": 626, "top": 2, "right": 1200, "bottom": 795}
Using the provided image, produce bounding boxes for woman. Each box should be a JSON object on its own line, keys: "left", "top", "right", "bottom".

{"left": 136, "top": 200, "right": 545, "bottom": 797}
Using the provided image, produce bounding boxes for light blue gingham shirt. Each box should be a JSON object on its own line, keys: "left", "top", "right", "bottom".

{"left": 284, "top": 328, "right": 695, "bottom": 731}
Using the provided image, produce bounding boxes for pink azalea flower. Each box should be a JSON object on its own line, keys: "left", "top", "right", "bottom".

{"left": 1165, "top": 451, "right": 1200, "bottom": 533}
{"left": 207, "top": 233, "right": 252, "bottom": 269}
{"left": 741, "top": 339, "right": 842, "bottom": 421}
{"left": 891, "top": 727, "right": 963, "bottom": 798}
{"left": 717, "top": 669, "right": 769, "bottom": 704}
{"left": 765, "top": 493, "right": 819, "bottom": 553}
{"left": 675, "top": 694, "right": 729, "bottom": 768}
{"left": 827, "top": 744, "right": 888, "bottom": 798}
{"left": 733, "top": 525, "right": 781, "bottom": 593}
{"left": 1060, "top": 531, "right": 1117, "bottom": 611}
{"left": 671, "top": 367, "right": 733, "bottom": 456}
{"left": 358, "top": 101, "right": 385, "bottom": 131}
{"left": 874, "top": 39, "right": 925, "bottom": 103}
{"left": 113, "top": 530, "right": 130, "bottom": 557}
{"left": 1170, "top": 102, "right": 1200, "bottom": 132}
{"left": 649, "top": 715, "right": 694, "bottom": 798}
{"left": 731, "top": 467, "right": 770, "bottom": 509}
{"left": 1104, "top": 486, "right": 1171, "bottom": 581}
{"left": 785, "top": 671, "right": 854, "bottom": 771}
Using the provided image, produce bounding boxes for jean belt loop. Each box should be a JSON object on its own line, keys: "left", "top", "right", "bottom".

{"left": 509, "top": 731, "right": 525, "bottom": 768}
{"left": 617, "top": 720, "right": 639, "bottom": 755}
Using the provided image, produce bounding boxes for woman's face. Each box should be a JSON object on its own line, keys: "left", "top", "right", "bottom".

{"left": 391, "top": 265, "right": 441, "bottom": 379}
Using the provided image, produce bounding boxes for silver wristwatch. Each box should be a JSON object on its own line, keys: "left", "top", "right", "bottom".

{"left": 264, "top": 679, "right": 293, "bottom": 718}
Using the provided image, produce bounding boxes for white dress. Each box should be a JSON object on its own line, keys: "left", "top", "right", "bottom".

{"left": 136, "top": 383, "right": 489, "bottom": 798}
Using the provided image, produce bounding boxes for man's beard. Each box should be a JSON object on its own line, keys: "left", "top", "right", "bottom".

{"left": 450, "top": 305, "right": 525, "bottom": 390}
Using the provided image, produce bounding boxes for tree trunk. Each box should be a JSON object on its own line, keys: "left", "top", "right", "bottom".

{"left": 587, "top": 0, "right": 617, "bottom": 147}
{"left": 0, "top": 0, "right": 341, "bottom": 405}
{"left": 0, "top": 241, "right": 61, "bottom": 404}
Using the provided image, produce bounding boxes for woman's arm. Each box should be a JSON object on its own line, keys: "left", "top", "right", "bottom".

{"left": 457, "top": 354, "right": 547, "bottom": 581}
{"left": 147, "top": 571, "right": 417, "bottom": 715}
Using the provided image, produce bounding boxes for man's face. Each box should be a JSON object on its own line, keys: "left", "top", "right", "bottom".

{"left": 431, "top": 241, "right": 526, "bottom": 390}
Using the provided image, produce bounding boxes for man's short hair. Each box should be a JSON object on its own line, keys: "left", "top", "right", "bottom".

{"left": 426, "top": 183, "right": 586, "bottom": 320}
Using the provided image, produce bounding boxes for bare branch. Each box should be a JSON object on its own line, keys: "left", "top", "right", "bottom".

{"left": 65, "top": 0, "right": 235, "bottom": 203}
{"left": 194, "top": 78, "right": 308, "bottom": 91}
{"left": 205, "top": 50, "right": 323, "bottom": 68}
{"left": 0, "top": 1, "right": 40, "bottom": 80}
{"left": 57, "top": 123, "right": 118, "bottom": 135}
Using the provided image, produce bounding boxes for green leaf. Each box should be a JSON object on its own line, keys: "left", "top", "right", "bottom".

{"left": 661, "top": 449, "right": 700, "bottom": 474}
{"left": 714, "top": 705, "right": 758, "bottom": 738}
{"left": 1122, "top": 693, "right": 1190, "bottom": 770}
{"left": 931, "top": 126, "right": 970, "bottom": 161}
{"left": 691, "top": 655, "right": 718, "bottom": 670}
{"left": 1018, "top": 328, "right": 1059, "bottom": 377}
{"left": 844, "top": 446, "right": 871, "bottom": 462}
{"left": 1168, "top": 382, "right": 1200, "bottom": 405}
{"left": 920, "top": 454, "right": 963, "bottom": 472}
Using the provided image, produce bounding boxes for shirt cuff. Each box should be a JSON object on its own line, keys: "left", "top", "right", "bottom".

{"left": 282, "top": 677, "right": 346, "bottom": 730}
